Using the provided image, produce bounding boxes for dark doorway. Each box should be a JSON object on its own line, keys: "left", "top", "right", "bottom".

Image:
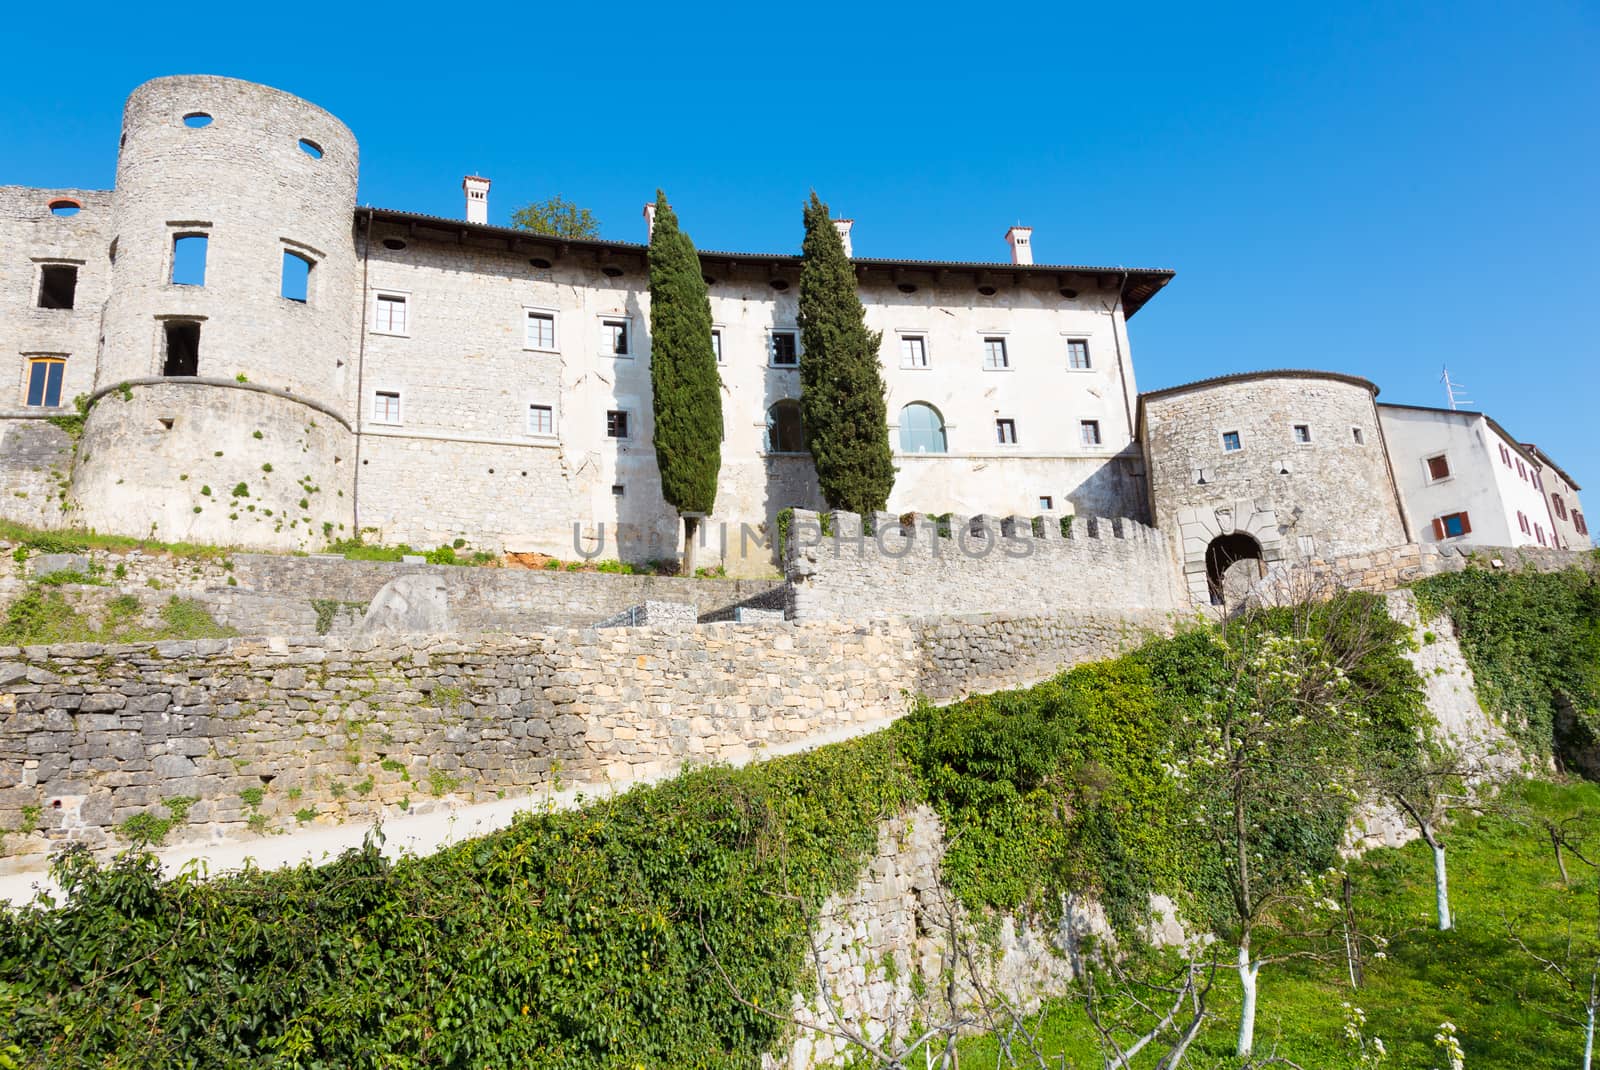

{"left": 1205, "top": 532, "right": 1265, "bottom": 605}
{"left": 163, "top": 321, "right": 200, "bottom": 376}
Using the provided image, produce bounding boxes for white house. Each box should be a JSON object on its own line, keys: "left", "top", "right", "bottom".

{"left": 1377, "top": 403, "right": 1557, "bottom": 549}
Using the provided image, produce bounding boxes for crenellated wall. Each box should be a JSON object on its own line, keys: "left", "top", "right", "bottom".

{"left": 784, "top": 508, "right": 1184, "bottom": 621}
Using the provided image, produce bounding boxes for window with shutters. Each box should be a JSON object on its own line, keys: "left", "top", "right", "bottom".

{"left": 1575, "top": 511, "right": 1588, "bottom": 536}
{"left": 1517, "top": 511, "right": 1530, "bottom": 535}
{"left": 1434, "top": 512, "right": 1470, "bottom": 539}
{"left": 1553, "top": 494, "right": 1568, "bottom": 520}
{"left": 1426, "top": 454, "right": 1451, "bottom": 482}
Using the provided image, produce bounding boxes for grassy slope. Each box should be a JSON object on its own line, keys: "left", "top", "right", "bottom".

{"left": 958, "top": 778, "right": 1600, "bottom": 1069}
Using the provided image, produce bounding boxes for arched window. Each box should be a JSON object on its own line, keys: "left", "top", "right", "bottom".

{"left": 898, "top": 402, "right": 947, "bottom": 454}
{"left": 766, "top": 400, "right": 805, "bottom": 454}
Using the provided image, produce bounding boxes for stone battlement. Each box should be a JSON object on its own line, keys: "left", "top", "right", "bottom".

{"left": 783, "top": 508, "right": 1181, "bottom": 621}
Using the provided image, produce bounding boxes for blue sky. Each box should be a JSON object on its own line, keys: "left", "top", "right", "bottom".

{"left": 5, "top": 2, "right": 1596, "bottom": 493}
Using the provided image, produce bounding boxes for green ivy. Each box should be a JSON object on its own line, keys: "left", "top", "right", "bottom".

{"left": 1414, "top": 563, "right": 1600, "bottom": 763}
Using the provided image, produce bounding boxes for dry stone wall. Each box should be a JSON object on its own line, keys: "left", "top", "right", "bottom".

{"left": 785, "top": 509, "right": 1182, "bottom": 622}
{"left": 0, "top": 607, "right": 1165, "bottom": 870}
{"left": 1245, "top": 540, "right": 1594, "bottom": 606}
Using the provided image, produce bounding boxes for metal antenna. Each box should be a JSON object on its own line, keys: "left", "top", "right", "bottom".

{"left": 1441, "top": 365, "right": 1473, "bottom": 410}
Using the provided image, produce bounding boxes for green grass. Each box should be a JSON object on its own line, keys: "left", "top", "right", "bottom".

{"left": 0, "top": 518, "right": 235, "bottom": 561}
{"left": 957, "top": 778, "right": 1600, "bottom": 1070}
{"left": 0, "top": 588, "right": 238, "bottom": 644}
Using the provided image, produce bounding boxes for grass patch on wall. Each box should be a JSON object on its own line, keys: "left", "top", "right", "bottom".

{"left": 0, "top": 588, "right": 238, "bottom": 645}
{"left": 0, "top": 519, "right": 236, "bottom": 562}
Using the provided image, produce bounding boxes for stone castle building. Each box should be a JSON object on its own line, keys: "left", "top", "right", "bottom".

{"left": 0, "top": 75, "right": 1588, "bottom": 593}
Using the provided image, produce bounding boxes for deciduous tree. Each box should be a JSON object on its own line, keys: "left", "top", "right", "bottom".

{"left": 510, "top": 194, "right": 601, "bottom": 239}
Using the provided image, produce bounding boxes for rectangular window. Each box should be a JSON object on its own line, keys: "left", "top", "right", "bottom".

{"left": 770, "top": 331, "right": 798, "bottom": 366}
{"left": 1500, "top": 444, "right": 1512, "bottom": 467}
{"left": 1222, "top": 430, "right": 1242, "bottom": 452}
{"left": 162, "top": 321, "right": 200, "bottom": 376}
{"left": 171, "top": 234, "right": 207, "bottom": 286}
{"left": 1554, "top": 494, "right": 1568, "bottom": 520}
{"left": 37, "top": 265, "right": 78, "bottom": 309}
{"left": 372, "top": 390, "right": 402, "bottom": 424}
{"left": 1352, "top": 427, "right": 1365, "bottom": 445}
{"left": 24, "top": 357, "right": 65, "bottom": 407}
{"left": 528, "top": 404, "right": 554, "bottom": 436}
{"left": 606, "top": 410, "right": 630, "bottom": 439}
{"left": 900, "top": 335, "right": 928, "bottom": 368}
{"left": 374, "top": 293, "right": 408, "bottom": 335}
{"left": 710, "top": 329, "right": 723, "bottom": 363}
{"left": 1434, "top": 512, "right": 1471, "bottom": 539}
{"left": 1038, "top": 495, "right": 1054, "bottom": 512}
{"left": 603, "top": 319, "right": 630, "bottom": 356}
{"left": 1293, "top": 424, "right": 1312, "bottom": 444}
{"left": 1080, "top": 419, "right": 1102, "bottom": 446}
{"left": 526, "top": 311, "right": 556, "bottom": 350}
{"left": 1532, "top": 470, "right": 1542, "bottom": 490}
{"left": 1518, "top": 511, "right": 1530, "bottom": 535}
{"left": 281, "top": 250, "right": 312, "bottom": 303}
{"left": 1536, "top": 523, "right": 1547, "bottom": 546}
{"left": 983, "top": 337, "right": 1009, "bottom": 370}
{"left": 1516, "top": 458, "right": 1527, "bottom": 480}
{"left": 995, "top": 418, "right": 1017, "bottom": 445}
{"left": 1066, "top": 338, "right": 1091, "bottom": 369}
{"left": 1575, "top": 511, "right": 1588, "bottom": 536}
{"left": 611, "top": 483, "right": 626, "bottom": 497}
{"left": 1426, "top": 454, "right": 1451, "bottom": 481}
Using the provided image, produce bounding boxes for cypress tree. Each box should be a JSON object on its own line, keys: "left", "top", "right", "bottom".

{"left": 647, "top": 190, "right": 722, "bottom": 574}
{"left": 797, "top": 192, "right": 895, "bottom": 515}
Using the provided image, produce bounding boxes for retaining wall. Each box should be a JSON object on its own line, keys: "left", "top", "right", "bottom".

{"left": 0, "top": 608, "right": 1165, "bottom": 870}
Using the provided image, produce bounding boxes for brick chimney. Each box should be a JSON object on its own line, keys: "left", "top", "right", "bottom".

{"left": 463, "top": 175, "right": 490, "bottom": 224}
{"left": 834, "top": 218, "right": 854, "bottom": 258}
{"left": 1005, "top": 225, "right": 1033, "bottom": 265}
{"left": 643, "top": 202, "right": 657, "bottom": 239}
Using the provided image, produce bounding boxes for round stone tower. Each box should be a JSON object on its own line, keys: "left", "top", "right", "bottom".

{"left": 1137, "top": 370, "right": 1409, "bottom": 604}
{"left": 72, "top": 75, "right": 358, "bottom": 550}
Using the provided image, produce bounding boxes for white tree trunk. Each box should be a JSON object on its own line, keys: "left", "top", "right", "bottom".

{"left": 681, "top": 516, "right": 699, "bottom": 577}
{"left": 1433, "top": 843, "right": 1453, "bottom": 931}
{"left": 1584, "top": 1000, "right": 1594, "bottom": 1070}
{"left": 1237, "top": 944, "right": 1260, "bottom": 1057}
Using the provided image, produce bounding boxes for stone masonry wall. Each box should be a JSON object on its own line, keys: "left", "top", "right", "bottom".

{"left": 785, "top": 508, "right": 1183, "bottom": 622}
{"left": 1246, "top": 540, "right": 1595, "bottom": 606}
{"left": 0, "top": 608, "right": 1164, "bottom": 871}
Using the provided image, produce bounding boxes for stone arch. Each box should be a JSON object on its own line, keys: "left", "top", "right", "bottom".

{"left": 1205, "top": 531, "right": 1264, "bottom": 605}
{"left": 1174, "top": 498, "right": 1285, "bottom": 604}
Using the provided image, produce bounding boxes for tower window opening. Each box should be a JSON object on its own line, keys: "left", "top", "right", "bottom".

{"left": 171, "top": 234, "right": 208, "bottom": 286}
{"left": 25, "top": 357, "right": 66, "bottom": 407}
{"left": 163, "top": 321, "right": 201, "bottom": 376}
{"left": 298, "top": 138, "right": 323, "bottom": 159}
{"left": 48, "top": 199, "right": 81, "bottom": 216}
{"left": 182, "top": 112, "right": 213, "bottom": 128}
{"left": 281, "top": 250, "right": 313, "bottom": 303}
{"left": 38, "top": 265, "right": 78, "bottom": 309}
